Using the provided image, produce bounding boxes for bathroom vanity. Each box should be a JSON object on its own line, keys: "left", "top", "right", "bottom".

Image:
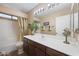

{"left": 23, "top": 33, "right": 79, "bottom": 56}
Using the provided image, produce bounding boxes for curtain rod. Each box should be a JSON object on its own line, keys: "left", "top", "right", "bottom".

{"left": 0, "top": 12, "right": 28, "bottom": 19}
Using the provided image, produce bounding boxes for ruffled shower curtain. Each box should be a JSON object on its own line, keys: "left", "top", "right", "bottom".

{"left": 17, "top": 17, "right": 28, "bottom": 41}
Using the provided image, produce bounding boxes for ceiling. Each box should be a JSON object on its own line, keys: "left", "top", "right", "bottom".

{"left": 0, "top": 3, "right": 39, "bottom": 13}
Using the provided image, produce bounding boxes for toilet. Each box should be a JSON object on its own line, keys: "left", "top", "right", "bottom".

{"left": 16, "top": 41, "right": 24, "bottom": 54}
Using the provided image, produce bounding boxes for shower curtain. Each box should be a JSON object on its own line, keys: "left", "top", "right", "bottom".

{"left": 17, "top": 17, "right": 28, "bottom": 41}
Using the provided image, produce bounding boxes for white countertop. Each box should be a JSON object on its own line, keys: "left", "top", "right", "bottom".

{"left": 24, "top": 33, "right": 79, "bottom": 56}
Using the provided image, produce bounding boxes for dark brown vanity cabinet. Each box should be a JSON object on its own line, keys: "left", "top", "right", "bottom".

{"left": 23, "top": 38, "right": 68, "bottom": 56}
{"left": 46, "top": 47, "right": 67, "bottom": 56}
{"left": 35, "top": 48, "right": 45, "bottom": 56}
{"left": 23, "top": 38, "right": 29, "bottom": 54}
{"left": 23, "top": 38, "right": 46, "bottom": 56}
{"left": 28, "top": 39, "right": 46, "bottom": 56}
{"left": 28, "top": 44, "right": 36, "bottom": 56}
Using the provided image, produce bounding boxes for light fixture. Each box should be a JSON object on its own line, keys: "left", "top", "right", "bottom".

{"left": 34, "top": 3, "right": 60, "bottom": 16}
{"left": 34, "top": 12, "right": 36, "bottom": 15}
{"left": 48, "top": 4, "right": 51, "bottom": 7}
{"left": 38, "top": 9, "right": 41, "bottom": 13}
{"left": 34, "top": 11, "right": 38, "bottom": 15}
{"left": 40, "top": 8, "right": 44, "bottom": 12}
{"left": 48, "top": 4, "right": 51, "bottom": 9}
{"left": 35, "top": 11, "right": 38, "bottom": 15}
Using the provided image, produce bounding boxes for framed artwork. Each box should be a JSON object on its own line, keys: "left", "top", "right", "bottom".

{"left": 43, "top": 22, "right": 49, "bottom": 26}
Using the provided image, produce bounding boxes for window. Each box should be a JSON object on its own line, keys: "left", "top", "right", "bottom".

{"left": 0, "top": 13, "right": 17, "bottom": 20}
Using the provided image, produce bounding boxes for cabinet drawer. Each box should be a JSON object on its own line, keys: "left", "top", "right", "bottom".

{"left": 46, "top": 47, "right": 67, "bottom": 56}
{"left": 28, "top": 40, "right": 46, "bottom": 52}
{"left": 35, "top": 48, "right": 45, "bottom": 56}
{"left": 28, "top": 44, "right": 36, "bottom": 56}
{"left": 23, "top": 38, "right": 29, "bottom": 54}
{"left": 28, "top": 40, "right": 36, "bottom": 46}
{"left": 34, "top": 42, "right": 46, "bottom": 52}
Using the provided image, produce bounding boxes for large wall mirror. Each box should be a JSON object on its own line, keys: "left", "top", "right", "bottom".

{"left": 56, "top": 3, "right": 79, "bottom": 43}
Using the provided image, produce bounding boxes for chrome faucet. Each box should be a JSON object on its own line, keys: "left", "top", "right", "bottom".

{"left": 63, "top": 28, "right": 71, "bottom": 44}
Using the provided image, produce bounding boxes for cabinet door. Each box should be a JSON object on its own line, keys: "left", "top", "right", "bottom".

{"left": 23, "top": 39, "right": 29, "bottom": 55}
{"left": 28, "top": 44, "right": 36, "bottom": 56}
{"left": 35, "top": 48, "right": 45, "bottom": 56}
{"left": 46, "top": 47, "right": 67, "bottom": 56}
{"left": 34, "top": 42, "right": 46, "bottom": 53}
{"left": 28, "top": 40, "right": 46, "bottom": 56}
{"left": 28, "top": 40, "right": 36, "bottom": 56}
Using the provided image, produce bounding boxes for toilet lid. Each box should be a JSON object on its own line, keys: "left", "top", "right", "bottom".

{"left": 16, "top": 41, "right": 23, "bottom": 46}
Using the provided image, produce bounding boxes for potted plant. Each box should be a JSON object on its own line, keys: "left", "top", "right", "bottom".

{"left": 31, "top": 22, "right": 38, "bottom": 35}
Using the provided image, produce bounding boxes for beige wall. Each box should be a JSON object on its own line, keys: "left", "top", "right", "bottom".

{"left": 0, "top": 5, "right": 28, "bottom": 17}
